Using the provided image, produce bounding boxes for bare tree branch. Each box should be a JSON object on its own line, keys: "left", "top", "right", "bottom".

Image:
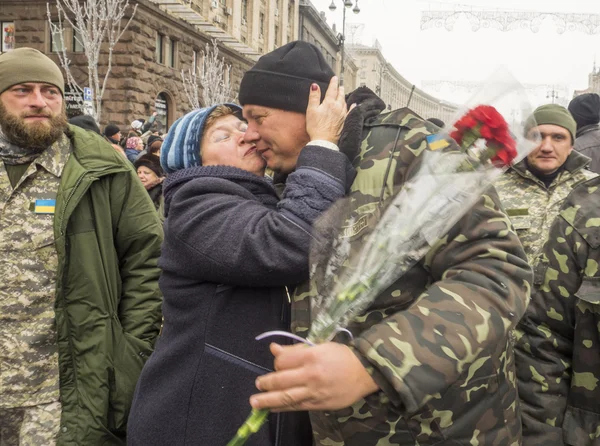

{"left": 181, "top": 39, "right": 235, "bottom": 111}
{"left": 181, "top": 68, "right": 201, "bottom": 110}
{"left": 47, "top": 0, "right": 136, "bottom": 122}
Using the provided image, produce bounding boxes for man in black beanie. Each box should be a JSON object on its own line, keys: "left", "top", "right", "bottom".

{"left": 240, "top": 40, "right": 349, "bottom": 174}
{"left": 104, "top": 123, "right": 122, "bottom": 145}
{"left": 240, "top": 41, "right": 532, "bottom": 446}
{"left": 568, "top": 93, "right": 600, "bottom": 173}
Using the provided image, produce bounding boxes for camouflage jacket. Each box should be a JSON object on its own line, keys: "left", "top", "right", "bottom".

{"left": 0, "top": 135, "right": 70, "bottom": 409}
{"left": 292, "top": 101, "right": 533, "bottom": 445}
{"left": 515, "top": 175, "right": 600, "bottom": 446}
{"left": 494, "top": 152, "right": 596, "bottom": 263}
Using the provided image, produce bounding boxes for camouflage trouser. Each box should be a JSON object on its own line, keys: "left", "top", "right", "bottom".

{"left": 0, "top": 401, "right": 61, "bottom": 446}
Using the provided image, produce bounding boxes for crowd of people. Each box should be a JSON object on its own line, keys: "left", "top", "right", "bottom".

{"left": 1, "top": 41, "right": 600, "bottom": 446}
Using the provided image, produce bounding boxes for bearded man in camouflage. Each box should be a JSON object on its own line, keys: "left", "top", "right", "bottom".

{"left": 239, "top": 41, "right": 532, "bottom": 445}
{"left": 0, "top": 48, "right": 162, "bottom": 445}
{"left": 494, "top": 104, "right": 597, "bottom": 263}
{"left": 515, "top": 175, "right": 600, "bottom": 445}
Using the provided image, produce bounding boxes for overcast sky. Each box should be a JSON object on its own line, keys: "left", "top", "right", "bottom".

{"left": 309, "top": 0, "right": 600, "bottom": 106}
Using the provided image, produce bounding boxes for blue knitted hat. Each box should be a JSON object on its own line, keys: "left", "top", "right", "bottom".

{"left": 161, "top": 103, "right": 242, "bottom": 174}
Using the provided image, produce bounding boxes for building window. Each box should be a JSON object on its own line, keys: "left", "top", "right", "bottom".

{"left": 156, "top": 34, "right": 176, "bottom": 68}
{"left": 156, "top": 33, "right": 164, "bottom": 63}
{"left": 192, "top": 49, "right": 198, "bottom": 75}
{"left": 274, "top": 25, "right": 279, "bottom": 46}
{"left": 165, "top": 37, "right": 172, "bottom": 66}
{"left": 360, "top": 70, "right": 366, "bottom": 79}
{"left": 242, "top": 0, "right": 248, "bottom": 22}
{"left": 50, "top": 23, "right": 65, "bottom": 53}
{"left": 259, "top": 12, "right": 265, "bottom": 38}
{"left": 361, "top": 59, "right": 367, "bottom": 68}
{"left": 2, "top": 21, "right": 15, "bottom": 52}
{"left": 73, "top": 28, "right": 84, "bottom": 53}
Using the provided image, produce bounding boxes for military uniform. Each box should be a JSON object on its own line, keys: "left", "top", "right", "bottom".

{"left": 0, "top": 126, "right": 163, "bottom": 445}
{"left": 515, "top": 175, "right": 600, "bottom": 446}
{"left": 292, "top": 104, "right": 533, "bottom": 445}
{"left": 0, "top": 135, "right": 71, "bottom": 444}
{"left": 494, "top": 151, "right": 596, "bottom": 262}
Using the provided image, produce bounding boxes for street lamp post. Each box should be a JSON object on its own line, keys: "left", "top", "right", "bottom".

{"left": 329, "top": 0, "right": 360, "bottom": 86}
{"left": 547, "top": 86, "right": 559, "bottom": 104}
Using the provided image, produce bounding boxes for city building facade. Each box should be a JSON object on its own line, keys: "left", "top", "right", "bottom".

{"left": 573, "top": 63, "right": 600, "bottom": 97}
{"left": 0, "top": 0, "right": 299, "bottom": 130}
{"left": 298, "top": 0, "right": 357, "bottom": 90}
{"left": 349, "top": 42, "right": 456, "bottom": 123}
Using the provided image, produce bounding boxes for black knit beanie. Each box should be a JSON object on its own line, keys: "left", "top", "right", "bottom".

{"left": 69, "top": 115, "right": 101, "bottom": 135}
{"left": 238, "top": 41, "right": 335, "bottom": 113}
{"left": 568, "top": 93, "right": 600, "bottom": 129}
{"left": 104, "top": 123, "right": 120, "bottom": 138}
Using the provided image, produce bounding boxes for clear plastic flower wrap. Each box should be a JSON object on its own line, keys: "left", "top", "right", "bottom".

{"left": 227, "top": 68, "right": 538, "bottom": 446}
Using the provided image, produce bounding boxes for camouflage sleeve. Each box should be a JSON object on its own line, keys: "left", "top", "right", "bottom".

{"left": 109, "top": 169, "right": 164, "bottom": 345}
{"left": 515, "top": 214, "right": 581, "bottom": 445}
{"left": 352, "top": 187, "right": 532, "bottom": 414}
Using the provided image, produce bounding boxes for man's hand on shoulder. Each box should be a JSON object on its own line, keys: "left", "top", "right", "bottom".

{"left": 250, "top": 342, "right": 379, "bottom": 412}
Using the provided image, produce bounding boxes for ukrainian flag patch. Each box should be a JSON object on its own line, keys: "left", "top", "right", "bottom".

{"left": 33, "top": 199, "right": 56, "bottom": 214}
{"left": 426, "top": 133, "right": 450, "bottom": 151}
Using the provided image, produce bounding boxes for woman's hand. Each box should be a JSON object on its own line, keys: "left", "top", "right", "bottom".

{"left": 305, "top": 76, "right": 354, "bottom": 145}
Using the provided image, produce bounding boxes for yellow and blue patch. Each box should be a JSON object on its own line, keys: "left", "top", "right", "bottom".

{"left": 426, "top": 133, "right": 451, "bottom": 151}
{"left": 33, "top": 199, "right": 56, "bottom": 214}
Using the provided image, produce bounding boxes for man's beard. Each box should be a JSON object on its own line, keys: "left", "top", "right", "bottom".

{"left": 0, "top": 101, "right": 69, "bottom": 151}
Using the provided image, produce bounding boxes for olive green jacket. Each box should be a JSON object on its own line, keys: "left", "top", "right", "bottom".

{"left": 54, "top": 126, "right": 163, "bottom": 445}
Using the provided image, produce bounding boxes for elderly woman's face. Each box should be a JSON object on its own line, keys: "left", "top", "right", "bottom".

{"left": 201, "top": 114, "right": 266, "bottom": 176}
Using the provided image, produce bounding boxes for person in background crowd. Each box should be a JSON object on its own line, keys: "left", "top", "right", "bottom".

{"left": 495, "top": 104, "right": 596, "bottom": 262}
{"left": 125, "top": 135, "right": 144, "bottom": 163}
{"left": 128, "top": 88, "right": 353, "bottom": 445}
{"left": 516, "top": 175, "right": 600, "bottom": 445}
{"left": 120, "top": 119, "right": 144, "bottom": 149}
{"left": 104, "top": 123, "right": 126, "bottom": 157}
{"left": 104, "top": 123, "right": 122, "bottom": 145}
{"left": 68, "top": 114, "right": 101, "bottom": 135}
{"left": 237, "top": 41, "right": 531, "bottom": 445}
{"left": 568, "top": 92, "right": 600, "bottom": 173}
{"left": 140, "top": 112, "right": 159, "bottom": 141}
{"left": 135, "top": 134, "right": 162, "bottom": 159}
{"left": 133, "top": 154, "right": 164, "bottom": 215}
{"left": 147, "top": 139, "right": 162, "bottom": 158}
{"left": 426, "top": 117, "right": 445, "bottom": 128}
{"left": 0, "top": 47, "right": 162, "bottom": 445}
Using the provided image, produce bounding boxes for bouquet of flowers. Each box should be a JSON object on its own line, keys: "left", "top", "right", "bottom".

{"left": 228, "top": 70, "right": 536, "bottom": 446}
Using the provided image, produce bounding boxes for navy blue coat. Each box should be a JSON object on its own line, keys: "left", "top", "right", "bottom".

{"left": 128, "top": 146, "right": 354, "bottom": 446}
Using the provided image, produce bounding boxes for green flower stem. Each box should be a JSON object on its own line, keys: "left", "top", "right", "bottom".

{"left": 226, "top": 408, "right": 270, "bottom": 446}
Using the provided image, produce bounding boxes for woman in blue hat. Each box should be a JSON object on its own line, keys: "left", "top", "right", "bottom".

{"left": 128, "top": 91, "right": 353, "bottom": 445}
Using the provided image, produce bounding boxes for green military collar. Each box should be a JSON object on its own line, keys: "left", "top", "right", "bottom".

{"left": 511, "top": 150, "right": 591, "bottom": 187}
{"left": 512, "top": 149, "right": 591, "bottom": 176}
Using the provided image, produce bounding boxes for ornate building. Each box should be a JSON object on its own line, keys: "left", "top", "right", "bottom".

{"left": 573, "top": 63, "right": 600, "bottom": 97}
{"left": 348, "top": 42, "right": 456, "bottom": 123}
{"left": 0, "top": 0, "right": 299, "bottom": 129}
{"left": 298, "top": 0, "right": 357, "bottom": 90}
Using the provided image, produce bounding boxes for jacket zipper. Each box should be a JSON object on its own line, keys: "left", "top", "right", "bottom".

{"left": 56, "top": 172, "right": 100, "bottom": 438}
